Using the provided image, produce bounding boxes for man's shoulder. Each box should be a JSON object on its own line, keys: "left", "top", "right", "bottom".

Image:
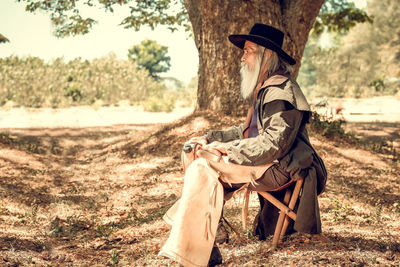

{"left": 260, "top": 75, "right": 295, "bottom": 103}
{"left": 260, "top": 77, "right": 310, "bottom": 111}
{"left": 261, "top": 75, "right": 300, "bottom": 90}
{"left": 261, "top": 75, "right": 289, "bottom": 88}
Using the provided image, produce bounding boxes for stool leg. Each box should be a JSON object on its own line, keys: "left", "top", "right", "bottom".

{"left": 279, "top": 216, "right": 291, "bottom": 243}
{"left": 272, "top": 211, "right": 286, "bottom": 249}
{"left": 272, "top": 189, "right": 291, "bottom": 248}
{"left": 279, "top": 179, "right": 304, "bottom": 242}
{"left": 242, "top": 187, "right": 250, "bottom": 229}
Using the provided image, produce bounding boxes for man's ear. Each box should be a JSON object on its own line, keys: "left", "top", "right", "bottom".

{"left": 259, "top": 49, "right": 273, "bottom": 81}
{"left": 267, "top": 49, "right": 273, "bottom": 60}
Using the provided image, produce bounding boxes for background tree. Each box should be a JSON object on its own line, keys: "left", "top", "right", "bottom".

{"left": 298, "top": 0, "right": 399, "bottom": 98}
{"left": 17, "top": 0, "right": 370, "bottom": 115}
{"left": 0, "top": 33, "right": 10, "bottom": 43}
{"left": 313, "top": 0, "right": 372, "bottom": 35}
{"left": 128, "top": 39, "right": 171, "bottom": 79}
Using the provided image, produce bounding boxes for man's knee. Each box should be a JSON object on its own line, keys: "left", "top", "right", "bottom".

{"left": 186, "top": 158, "right": 219, "bottom": 181}
{"left": 187, "top": 157, "right": 208, "bottom": 170}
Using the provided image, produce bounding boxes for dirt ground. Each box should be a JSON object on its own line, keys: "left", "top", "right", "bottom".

{"left": 0, "top": 106, "right": 193, "bottom": 128}
{"left": 0, "top": 105, "right": 399, "bottom": 266}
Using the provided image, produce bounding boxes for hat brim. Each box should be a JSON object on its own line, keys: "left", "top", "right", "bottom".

{"left": 228, "top": 34, "right": 296, "bottom": 65}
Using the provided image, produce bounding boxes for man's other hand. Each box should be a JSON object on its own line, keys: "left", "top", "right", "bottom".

{"left": 203, "top": 141, "right": 227, "bottom": 156}
{"left": 188, "top": 136, "right": 208, "bottom": 147}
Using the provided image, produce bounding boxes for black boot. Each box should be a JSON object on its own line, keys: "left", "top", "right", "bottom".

{"left": 215, "top": 219, "right": 229, "bottom": 244}
{"left": 208, "top": 244, "right": 222, "bottom": 267}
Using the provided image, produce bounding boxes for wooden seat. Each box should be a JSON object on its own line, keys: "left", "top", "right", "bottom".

{"left": 242, "top": 178, "right": 304, "bottom": 249}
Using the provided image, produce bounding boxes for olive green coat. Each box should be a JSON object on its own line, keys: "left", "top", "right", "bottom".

{"left": 206, "top": 75, "right": 327, "bottom": 234}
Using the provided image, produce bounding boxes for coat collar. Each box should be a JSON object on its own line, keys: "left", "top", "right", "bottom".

{"left": 255, "top": 73, "right": 290, "bottom": 99}
{"left": 261, "top": 74, "right": 289, "bottom": 88}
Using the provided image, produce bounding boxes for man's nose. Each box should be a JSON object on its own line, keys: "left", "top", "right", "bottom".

{"left": 241, "top": 55, "right": 246, "bottom": 62}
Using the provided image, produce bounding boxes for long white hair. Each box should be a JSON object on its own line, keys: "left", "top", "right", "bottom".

{"left": 266, "top": 50, "right": 294, "bottom": 77}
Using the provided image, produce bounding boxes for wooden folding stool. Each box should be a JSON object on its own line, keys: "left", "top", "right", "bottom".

{"left": 243, "top": 177, "right": 304, "bottom": 249}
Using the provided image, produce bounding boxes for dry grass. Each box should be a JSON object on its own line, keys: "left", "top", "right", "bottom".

{"left": 0, "top": 111, "right": 399, "bottom": 266}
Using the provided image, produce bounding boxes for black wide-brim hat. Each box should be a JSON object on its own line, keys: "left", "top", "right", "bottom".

{"left": 229, "top": 23, "right": 296, "bottom": 65}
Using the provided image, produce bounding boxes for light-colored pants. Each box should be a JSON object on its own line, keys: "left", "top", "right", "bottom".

{"left": 159, "top": 152, "right": 275, "bottom": 267}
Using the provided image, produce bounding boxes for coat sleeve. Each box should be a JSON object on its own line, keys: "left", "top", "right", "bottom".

{"left": 224, "top": 100, "right": 303, "bottom": 166}
{"left": 205, "top": 124, "right": 244, "bottom": 143}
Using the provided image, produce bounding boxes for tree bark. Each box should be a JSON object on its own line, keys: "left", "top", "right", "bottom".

{"left": 184, "top": 0, "right": 324, "bottom": 116}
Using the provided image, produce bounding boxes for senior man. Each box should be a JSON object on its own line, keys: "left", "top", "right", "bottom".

{"left": 159, "top": 23, "right": 327, "bottom": 267}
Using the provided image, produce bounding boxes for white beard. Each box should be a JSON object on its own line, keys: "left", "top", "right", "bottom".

{"left": 240, "top": 55, "right": 262, "bottom": 100}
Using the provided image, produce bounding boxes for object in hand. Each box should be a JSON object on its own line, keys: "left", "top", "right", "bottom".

{"left": 181, "top": 142, "right": 201, "bottom": 172}
{"left": 183, "top": 142, "right": 197, "bottom": 153}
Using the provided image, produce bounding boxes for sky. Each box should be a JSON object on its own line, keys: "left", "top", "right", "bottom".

{"left": 0, "top": 0, "right": 199, "bottom": 84}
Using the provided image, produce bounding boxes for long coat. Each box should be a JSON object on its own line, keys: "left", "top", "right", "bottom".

{"left": 159, "top": 75, "right": 328, "bottom": 267}
{"left": 205, "top": 74, "right": 328, "bottom": 236}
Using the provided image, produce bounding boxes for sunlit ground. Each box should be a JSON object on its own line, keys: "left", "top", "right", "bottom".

{"left": 0, "top": 97, "right": 399, "bottom": 266}
{"left": 0, "top": 106, "right": 193, "bottom": 128}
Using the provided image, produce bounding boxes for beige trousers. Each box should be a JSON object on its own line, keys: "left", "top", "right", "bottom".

{"left": 159, "top": 152, "right": 272, "bottom": 267}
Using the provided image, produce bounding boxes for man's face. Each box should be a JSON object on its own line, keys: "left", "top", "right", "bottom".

{"left": 241, "top": 41, "right": 258, "bottom": 70}
{"left": 240, "top": 41, "right": 262, "bottom": 100}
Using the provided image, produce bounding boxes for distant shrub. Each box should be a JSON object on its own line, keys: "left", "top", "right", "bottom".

{"left": 369, "top": 77, "right": 385, "bottom": 93}
{"left": 0, "top": 54, "right": 164, "bottom": 108}
{"left": 64, "top": 85, "right": 83, "bottom": 103}
{"left": 142, "top": 95, "right": 176, "bottom": 113}
{"left": 309, "top": 112, "right": 348, "bottom": 138}
{"left": 0, "top": 54, "right": 198, "bottom": 112}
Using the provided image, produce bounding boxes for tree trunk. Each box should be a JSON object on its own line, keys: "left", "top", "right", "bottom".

{"left": 184, "top": 0, "right": 324, "bottom": 116}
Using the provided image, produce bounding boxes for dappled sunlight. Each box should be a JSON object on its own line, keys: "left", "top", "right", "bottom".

{"left": 0, "top": 148, "right": 46, "bottom": 169}
{"left": 170, "top": 116, "right": 211, "bottom": 136}
{"left": 0, "top": 110, "right": 399, "bottom": 265}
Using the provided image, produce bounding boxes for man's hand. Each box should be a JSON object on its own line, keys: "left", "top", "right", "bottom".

{"left": 202, "top": 141, "right": 227, "bottom": 156}
{"left": 188, "top": 136, "right": 208, "bottom": 147}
